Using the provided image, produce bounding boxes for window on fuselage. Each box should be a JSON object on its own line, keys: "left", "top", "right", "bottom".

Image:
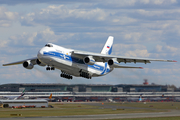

{"left": 45, "top": 44, "right": 53, "bottom": 47}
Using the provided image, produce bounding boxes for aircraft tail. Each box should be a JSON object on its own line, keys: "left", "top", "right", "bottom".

{"left": 139, "top": 97, "right": 142, "bottom": 102}
{"left": 101, "top": 36, "right": 114, "bottom": 55}
{"left": 49, "top": 93, "right": 52, "bottom": 99}
{"left": 139, "top": 94, "right": 142, "bottom": 102}
{"left": 15, "top": 89, "right": 26, "bottom": 100}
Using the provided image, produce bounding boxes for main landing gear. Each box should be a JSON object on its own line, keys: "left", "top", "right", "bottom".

{"left": 60, "top": 71, "right": 73, "bottom": 79}
{"left": 46, "top": 66, "right": 55, "bottom": 70}
{"left": 79, "top": 70, "right": 92, "bottom": 79}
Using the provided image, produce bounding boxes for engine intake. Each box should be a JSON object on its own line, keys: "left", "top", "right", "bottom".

{"left": 83, "top": 56, "right": 95, "bottom": 65}
{"left": 23, "top": 60, "right": 34, "bottom": 69}
{"left": 36, "top": 59, "right": 46, "bottom": 66}
{"left": 108, "top": 59, "right": 114, "bottom": 66}
{"left": 108, "top": 58, "right": 119, "bottom": 66}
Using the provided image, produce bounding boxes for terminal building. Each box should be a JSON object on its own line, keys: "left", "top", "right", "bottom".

{"left": 0, "top": 83, "right": 179, "bottom": 102}
{"left": 0, "top": 83, "right": 175, "bottom": 92}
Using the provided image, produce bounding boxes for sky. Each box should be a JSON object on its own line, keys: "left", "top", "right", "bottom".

{"left": 0, "top": 0, "right": 179, "bottom": 87}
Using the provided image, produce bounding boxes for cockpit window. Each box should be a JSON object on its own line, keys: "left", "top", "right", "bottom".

{"left": 45, "top": 44, "right": 53, "bottom": 47}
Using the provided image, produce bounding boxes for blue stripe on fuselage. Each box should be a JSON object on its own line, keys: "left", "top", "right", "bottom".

{"left": 43, "top": 51, "right": 110, "bottom": 75}
{"left": 101, "top": 63, "right": 107, "bottom": 75}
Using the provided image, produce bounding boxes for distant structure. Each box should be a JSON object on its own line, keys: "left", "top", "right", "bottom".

{"left": 0, "top": 83, "right": 175, "bottom": 92}
{"left": 143, "top": 79, "right": 149, "bottom": 85}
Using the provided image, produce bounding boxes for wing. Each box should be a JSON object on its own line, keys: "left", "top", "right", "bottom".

{"left": 72, "top": 51, "right": 176, "bottom": 64}
{"left": 2, "top": 57, "right": 37, "bottom": 66}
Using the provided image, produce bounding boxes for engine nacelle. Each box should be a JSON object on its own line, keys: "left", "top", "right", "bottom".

{"left": 108, "top": 58, "right": 119, "bottom": 66}
{"left": 23, "top": 60, "right": 34, "bottom": 69}
{"left": 83, "top": 56, "right": 95, "bottom": 65}
{"left": 36, "top": 59, "right": 46, "bottom": 66}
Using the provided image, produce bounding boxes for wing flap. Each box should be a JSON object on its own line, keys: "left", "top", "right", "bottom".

{"left": 117, "top": 58, "right": 151, "bottom": 64}
{"left": 3, "top": 57, "right": 37, "bottom": 66}
{"left": 113, "top": 64, "right": 143, "bottom": 69}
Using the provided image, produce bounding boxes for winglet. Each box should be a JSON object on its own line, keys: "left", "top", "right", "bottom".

{"left": 139, "top": 67, "right": 143, "bottom": 69}
{"left": 173, "top": 60, "right": 177, "bottom": 62}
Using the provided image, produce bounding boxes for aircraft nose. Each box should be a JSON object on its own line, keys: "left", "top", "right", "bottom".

{"left": 37, "top": 48, "right": 44, "bottom": 58}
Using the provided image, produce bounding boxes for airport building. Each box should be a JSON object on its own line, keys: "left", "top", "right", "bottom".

{"left": 0, "top": 83, "right": 179, "bottom": 102}
{"left": 0, "top": 83, "right": 175, "bottom": 92}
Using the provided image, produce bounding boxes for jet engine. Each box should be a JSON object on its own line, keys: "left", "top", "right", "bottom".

{"left": 83, "top": 56, "right": 95, "bottom": 65}
{"left": 36, "top": 59, "right": 46, "bottom": 66}
{"left": 107, "top": 58, "right": 119, "bottom": 66}
{"left": 23, "top": 60, "right": 34, "bottom": 69}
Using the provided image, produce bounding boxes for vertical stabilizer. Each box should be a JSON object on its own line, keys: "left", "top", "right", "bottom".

{"left": 49, "top": 93, "right": 52, "bottom": 99}
{"left": 101, "top": 36, "right": 114, "bottom": 55}
{"left": 15, "top": 89, "right": 26, "bottom": 100}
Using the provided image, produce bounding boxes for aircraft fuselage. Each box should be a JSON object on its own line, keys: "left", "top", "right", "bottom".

{"left": 37, "top": 43, "right": 113, "bottom": 77}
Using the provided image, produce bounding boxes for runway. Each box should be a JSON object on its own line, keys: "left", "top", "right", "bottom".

{"left": 2, "top": 110, "right": 180, "bottom": 120}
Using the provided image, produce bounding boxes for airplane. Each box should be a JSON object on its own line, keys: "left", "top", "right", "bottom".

{"left": 36, "top": 93, "right": 54, "bottom": 101}
{"left": 2, "top": 36, "right": 176, "bottom": 79}
{"left": 107, "top": 98, "right": 116, "bottom": 103}
{"left": 3, "top": 90, "right": 26, "bottom": 100}
{"left": 127, "top": 94, "right": 143, "bottom": 102}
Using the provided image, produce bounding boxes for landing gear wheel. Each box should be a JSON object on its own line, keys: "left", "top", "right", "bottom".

{"left": 46, "top": 66, "right": 55, "bottom": 71}
{"left": 79, "top": 70, "right": 92, "bottom": 79}
{"left": 60, "top": 72, "right": 73, "bottom": 80}
{"left": 46, "top": 67, "right": 50, "bottom": 70}
{"left": 51, "top": 67, "right": 55, "bottom": 70}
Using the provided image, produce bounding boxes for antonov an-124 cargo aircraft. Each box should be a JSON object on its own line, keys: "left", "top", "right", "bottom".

{"left": 3, "top": 36, "right": 176, "bottom": 79}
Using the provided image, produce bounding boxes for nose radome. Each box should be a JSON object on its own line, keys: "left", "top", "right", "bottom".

{"left": 37, "top": 48, "right": 44, "bottom": 58}
{"left": 39, "top": 49, "right": 44, "bottom": 55}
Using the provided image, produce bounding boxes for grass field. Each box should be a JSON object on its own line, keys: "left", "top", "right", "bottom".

{"left": 0, "top": 102, "right": 179, "bottom": 118}
{"left": 107, "top": 102, "right": 180, "bottom": 110}
{"left": 109, "top": 116, "right": 180, "bottom": 120}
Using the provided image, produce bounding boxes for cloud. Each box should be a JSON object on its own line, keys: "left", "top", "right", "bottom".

{"left": 0, "top": 0, "right": 97, "bottom": 5}
{"left": 17, "top": 3, "right": 180, "bottom": 45}
{"left": 19, "top": 4, "right": 140, "bottom": 33}
{"left": 0, "top": 0, "right": 177, "bottom": 6}
{"left": 8, "top": 28, "right": 72, "bottom": 47}
{"left": 150, "top": 67, "right": 180, "bottom": 75}
{"left": 20, "top": 5, "right": 109, "bottom": 27}
{"left": 153, "top": 45, "right": 179, "bottom": 57}
{"left": 156, "top": 45, "right": 163, "bottom": 52}
{"left": 0, "top": 6, "right": 18, "bottom": 27}
{"left": 125, "top": 49, "right": 150, "bottom": 57}
{"left": 0, "top": 0, "right": 179, "bottom": 86}
{"left": 113, "top": 44, "right": 147, "bottom": 55}
{"left": 123, "top": 32, "right": 142, "bottom": 42}
{"left": 0, "top": 40, "right": 8, "bottom": 47}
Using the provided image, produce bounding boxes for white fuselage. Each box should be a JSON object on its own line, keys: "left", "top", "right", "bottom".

{"left": 37, "top": 43, "right": 113, "bottom": 77}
